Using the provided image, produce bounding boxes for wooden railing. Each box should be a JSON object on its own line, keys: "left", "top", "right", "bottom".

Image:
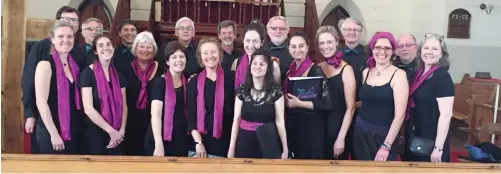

{"left": 2, "top": 154, "right": 500, "bottom": 173}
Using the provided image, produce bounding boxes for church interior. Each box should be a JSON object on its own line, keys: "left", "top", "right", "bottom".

{"left": 1, "top": 0, "right": 501, "bottom": 172}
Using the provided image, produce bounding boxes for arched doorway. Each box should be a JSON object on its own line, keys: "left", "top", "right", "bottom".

{"left": 77, "top": 0, "right": 113, "bottom": 44}
{"left": 321, "top": 5, "right": 350, "bottom": 44}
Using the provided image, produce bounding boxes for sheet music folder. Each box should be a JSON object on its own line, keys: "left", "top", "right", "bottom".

{"left": 256, "top": 123, "right": 282, "bottom": 159}
{"left": 288, "top": 76, "right": 323, "bottom": 101}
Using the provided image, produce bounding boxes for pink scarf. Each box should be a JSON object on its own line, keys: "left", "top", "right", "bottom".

{"left": 282, "top": 56, "right": 313, "bottom": 95}
{"left": 131, "top": 60, "right": 155, "bottom": 109}
{"left": 163, "top": 70, "right": 187, "bottom": 141}
{"left": 405, "top": 66, "right": 441, "bottom": 120}
{"left": 326, "top": 51, "right": 343, "bottom": 68}
{"left": 51, "top": 49, "right": 81, "bottom": 141}
{"left": 234, "top": 54, "right": 249, "bottom": 89}
{"left": 196, "top": 66, "right": 225, "bottom": 139}
{"left": 93, "top": 62, "right": 123, "bottom": 130}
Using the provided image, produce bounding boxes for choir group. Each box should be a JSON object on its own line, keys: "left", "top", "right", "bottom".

{"left": 22, "top": 6, "right": 455, "bottom": 163}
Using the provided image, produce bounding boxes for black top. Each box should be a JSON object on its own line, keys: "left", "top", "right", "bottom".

{"left": 339, "top": 44, "right": 368, "bottom": 100}
{"left": 358, "top": 69, "right": 398, "bottom": 126}
{"left": 36, "top": 55, "right": 80, "bottom": 137}
{"left": 120, "top": 61, "right": 162, "bottom": 113}
{"left": 78, "top": 67, "right": 127, "bottom": 113}
{"left": 112, "top": 43, "right": 136, "bottom": 75}
{"left": 222, "top": 49, "right": 241, "bottom": 72}
{"left": 78, "top": 43, "right": 96, "bottom": 67}
{"left": 186, "top": 69, "right": 235, "bottom": 156}
{"left": 150, "top": 76, "right": 187, "bottom": 135}
{"left": 236, "top": 84, "right": 283, "bottom": 124}
{"left": 394, "top": 57, "right": 417, "bottom": 83}
{"left": 265, "top": 42, "right": 293, "bottom": 81}
{"left": 411, "top": 67, "right": 454, "bottom": 138}
{"left": 325, "top": 65, "right": 348, "bottom": 138}
{"left": 21, "top": 38, "right": 87, "bottom": 118}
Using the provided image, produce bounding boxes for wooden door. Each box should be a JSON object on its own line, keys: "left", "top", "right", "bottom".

{"left": 78, "top": 0, "right": 113, "bottom": 44}
{"left": 321, "top": 5, "right": 350, "bottom": 44}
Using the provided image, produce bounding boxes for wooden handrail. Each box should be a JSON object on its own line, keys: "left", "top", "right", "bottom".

{"left": 2, "top": 154, "right": 500, "bottom": 173}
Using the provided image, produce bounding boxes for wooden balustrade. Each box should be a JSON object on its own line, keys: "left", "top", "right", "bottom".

{"left": 2, "top": 154, "right": 501, "bottom": 173}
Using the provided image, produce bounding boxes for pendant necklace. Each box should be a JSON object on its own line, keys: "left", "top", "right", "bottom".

{"left": 375, "top": 64, "right": 391, "bottom": 76}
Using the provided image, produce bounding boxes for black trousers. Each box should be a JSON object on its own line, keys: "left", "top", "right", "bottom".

{"left": 352, "top": 119, "right": 398, "bottom": 161}
{"left": 86, "top": 122, "right": 125, "bottom": 155}
{"left": 36, "top": 123, "right": 77, "bottom": 154}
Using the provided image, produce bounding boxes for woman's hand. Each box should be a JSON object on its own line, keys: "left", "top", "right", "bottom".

{"left": 196, "top": 143, "right": 207, "bottom": 158}
{"left": 281, "top": 150, "right": 289, "bottom": 159}
{"left": 286, "top": 94, "right": 302, "bottom": 108}
{"left": 227, "top": 146, "right": 235, "bottom": 158}
{"left": 333, "top": 138, "right": 345, "bottom": 158}
{"left": 25, "top": 117, "right": 36, "bottom": 133}
{"left": 50, "top": 134, "right": 65, "bottom": 151}
{"left": 153, "top": 145, "right": 165, "bottom": 156}
{"left": 430, "top": 149, "right": 443, "bottom": 162}
{"left": 106, "top": 129, "right": 124, "bottom": 149}
{"left": 374, "top": 147, "right": 389, "bottom": 161}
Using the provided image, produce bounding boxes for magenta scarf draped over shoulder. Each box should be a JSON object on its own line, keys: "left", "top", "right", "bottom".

{"left": 326, "top": 51, "right": 343, "bottom": 68}
{"left": 196, "top": 66, "right": 225, "bottom": 139}
{"left": 405, "top": 66, "right": 441, "bottom": 120}
{"left": 163, "top": 70, "right": 187, "bottom": 141}
{"left": 234, "top": 54, "right": 249, "bottom": 89}
{"left": 131, "top": 59, "right": 155, "bottom": 109}
{"left": 93, "top": 62, "right": 123, "bottom": 130}
{"left": 51, "top": 49, "right": 81, "bottom": 141}
{"left": 282, "top": 56, "right": 313, "bottom": 95}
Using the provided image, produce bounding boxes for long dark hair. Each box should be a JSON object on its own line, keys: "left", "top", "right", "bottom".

{"left": 243, "top": 48, "right": 276, "bottom": 93}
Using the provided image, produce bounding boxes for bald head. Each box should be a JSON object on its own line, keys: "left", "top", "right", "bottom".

{"left": 396, "top": 34, "right": 418, "bottom": 64}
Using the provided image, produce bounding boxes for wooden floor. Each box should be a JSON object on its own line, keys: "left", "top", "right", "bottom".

{"left": 2, "top": 154, "right": 500, "bottom": 173}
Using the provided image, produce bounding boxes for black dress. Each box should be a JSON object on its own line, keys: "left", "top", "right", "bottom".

{"left": 79, "top": 67, "right": 127, "bottom": 155}
{"left": 144, "top": 76, "right": 190, "bottom": 156}
{"left": 35, "top": 56, "right": 80, "bottom": 154}
{"left": 353, "top": 69, "right": 399, "bottom": 161}
{"left": 234, "top": 84, "right": 283, "bottom": 158}
{"left": 324, "top": 65, "right": 350, "bottom": 160}
{"left": 404, "top": 67, "right": 454, "bottom": 162}
{"left": 186, "top": 70, "right": 234, "bottom": 157}
{"left": 121, "top": 62, "right": 161, "bottom": 156}
{"left": 286, "top": 65, "right": 332, "bottom": 160}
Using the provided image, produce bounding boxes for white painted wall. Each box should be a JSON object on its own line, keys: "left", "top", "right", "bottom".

{"left": 26, "top": 0, "right": 117, "bottom": 19}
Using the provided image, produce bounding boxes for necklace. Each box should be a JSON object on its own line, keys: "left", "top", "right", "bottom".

{"left": 375, "top": 64, "right": 391, "bottom": 76}
{"left": 63, "top": 63, "right": 67, "bottom": 66}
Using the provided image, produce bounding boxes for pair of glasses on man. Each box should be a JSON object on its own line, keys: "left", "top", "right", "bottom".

{"left": 84, "top": 27, "right": 103, "bottom": 32}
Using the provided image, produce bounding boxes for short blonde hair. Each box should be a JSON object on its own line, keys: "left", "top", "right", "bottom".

{"left": 131, "top": 31, "right": 158, "bottom": 57}
{"left": 196, "top": 37, "right": 223, "bottom": 68}
{"left": 81, "top": 17, "right": 103, "bottom": 30}
{"left": 316, "top": 25, "right": 340, "bottom": 44}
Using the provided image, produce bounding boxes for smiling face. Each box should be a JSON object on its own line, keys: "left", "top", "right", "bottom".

{"left": 200, "top": 42, "right": 221, "bottom": 69}
{"left": 94, "top": 37, "right": 114, "bottom": 61}
{"left": 318, "top": 32, "right": 338, "bottom": 58}
{"left": 175, "top": 20, "right": 195, "bottom": 42}
{"left": 288, "top": 36, "right": 309, "bottom": 61}
{"left": 51, "top": 26, "right": 75, "bottom": 53}
{"left": 340, "top": 20, "right": 362, "bottom": 43}
{"left": 167, "top": 50, "right": 186, "bottom": 73}
{"left": 243, "top": 30, "right": 263, "bottom": 56}
{"left": 420, "top": 38, "right": 442, "bottom": 66}
{"left": 119, "top": 24, "right": 138, "bottom": 45}
{"left": 396, "top": 35, "right": 418, "bottom": 62}
{"left": 267, "top": 19, "right": 289, "bottom": 45}
{"left": 135, "top": 43, "right": 154, "bottom": 61}
{"left": 250, "top": 55, "right": 268, "bottom": 78}
{"left": 372, "top": 38, "right": 393, "bottom": 65}
{"left": 218, "top": 26, "right": 236, "bottom": 46}
{"left": 82, "top": 21, "right": 103, "bottom": 45}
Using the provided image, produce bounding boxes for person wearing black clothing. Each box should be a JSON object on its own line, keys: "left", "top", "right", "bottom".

{"left": 79, "top": 18, "right": 104, "bottom": 67}
{"left": 353, "top": 32, "right": 408, "bottom": 161}
{"left": 145, "top": 41, "right": 191, "bottom": 157}
{"left": 217, "top": 20, "right": 242, "bottom": 72}
{"left": 395, "top": 34, "right": 419, "bottom": 82}
{"left": 22, "top": 6, "right": 84, "bottom": 154}
{"left": 34, "top": 21, "right": 82, "bottom": 154}
{"left": 121, "top": 31, "right": 162, "bottom": 156}
{"left": 227, "top": 49, "right": 288, "bottom": 159}
{"left": 315, "top": 26, "right": 357, "bottom": 160}
{"left": 80, "top": 35, "right": 128, "bottom": 155}
{"left": 265, "top": 16, "right": 293, "bottom": 81}
{"left": 187, "top": 38, "right": 234, "bottom": 158}
{"left": 113, "top": 19, "right": 138, "bottom": 74}
{"left": 283, "top": 32, "right": 332, "bottom": 160}
{"left": 404, "top": 34, "right": 454, "bottom": 163}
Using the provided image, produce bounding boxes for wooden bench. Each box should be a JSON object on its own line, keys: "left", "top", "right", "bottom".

{"left": 2, "top": 154, "right": 500, "bottom": 173}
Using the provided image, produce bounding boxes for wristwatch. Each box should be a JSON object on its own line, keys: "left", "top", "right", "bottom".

{"left": 195, "top": 141, "right": 203, "bottom": 145}
{"left": 434, "top": 146, "right": 443, "bottom": 152}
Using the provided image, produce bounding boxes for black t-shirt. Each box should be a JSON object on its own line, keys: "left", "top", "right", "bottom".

{"left": 78, "top": 66, "right": 127, "bottom": 113}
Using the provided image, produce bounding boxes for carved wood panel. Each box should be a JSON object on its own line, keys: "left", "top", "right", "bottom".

{"left": 447, "top": 8, "right": 471, "bottom": 39}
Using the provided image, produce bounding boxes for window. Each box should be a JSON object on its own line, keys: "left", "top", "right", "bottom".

{"left": 447, "top": 8, "right": 471, "bottom": 39}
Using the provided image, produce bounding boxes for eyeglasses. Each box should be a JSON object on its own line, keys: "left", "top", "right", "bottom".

{"left": 84, "top": 27, "right": 103, "bottom": 32}
{"left": 397, "top": 43, "right": 416, "bottom": 49}
{"left": 268, "top": 27, "right": 287, "bottom": 32}
{"left": 177, "top": 26, "right": 194, "bottom": 31}
{"left": 425, "top": 33, "right": 444, "bottom": 39}
{"left": 373, "top": 46, "right": 392, "bottom": 52}
{"left": 342, "top": 28, "right": 362, "bottom": 33}
{"left": 60, "top": 17, "right": 78, "bottom": 23}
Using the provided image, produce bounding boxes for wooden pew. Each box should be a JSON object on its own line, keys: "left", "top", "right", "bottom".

{"left": 2, "top": 154, "right": 500, "bottom": 173}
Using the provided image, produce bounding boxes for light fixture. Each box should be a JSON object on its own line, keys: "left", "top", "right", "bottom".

{"left": 480, "top": 3, "right": 493, "bottom": 15}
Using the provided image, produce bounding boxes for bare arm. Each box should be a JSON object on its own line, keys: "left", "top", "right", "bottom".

{"left": 273, "top": 61, "right": 281, "bottom": 84}
{"left": 151, "top": 100, "right": 164, "bottom": 147}
{"left": 337, "top": 65, "right": 356, "bottom": 141}
{"left": 275, "top": 96, "right": 288, "bottom": 153}
{"left": 34, "top": 61, "right": 59, "bottom": 136}
{"left": 434, "top": 97, "right": 454, "bottom": 150}
{"left": 229, "top": 96, "right": 243, "bottom": 150}
{"left": 81, "top": 87, "right": 116, "bottom": 133}
{"left": 384, "top": 69, "right": 408, "bottom": 147}
{"left": 120, "top": 88, "right": 128, "bottom": 132}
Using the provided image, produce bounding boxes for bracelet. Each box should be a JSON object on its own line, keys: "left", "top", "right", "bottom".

{"left": 381, "top": 143, "right": 391, "bottom": 151}
{"left": 434, "top": 146, "right": 443, "bottom": 152}
{"left": 379, "top": 146, "right": 389, "bottom": 152}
